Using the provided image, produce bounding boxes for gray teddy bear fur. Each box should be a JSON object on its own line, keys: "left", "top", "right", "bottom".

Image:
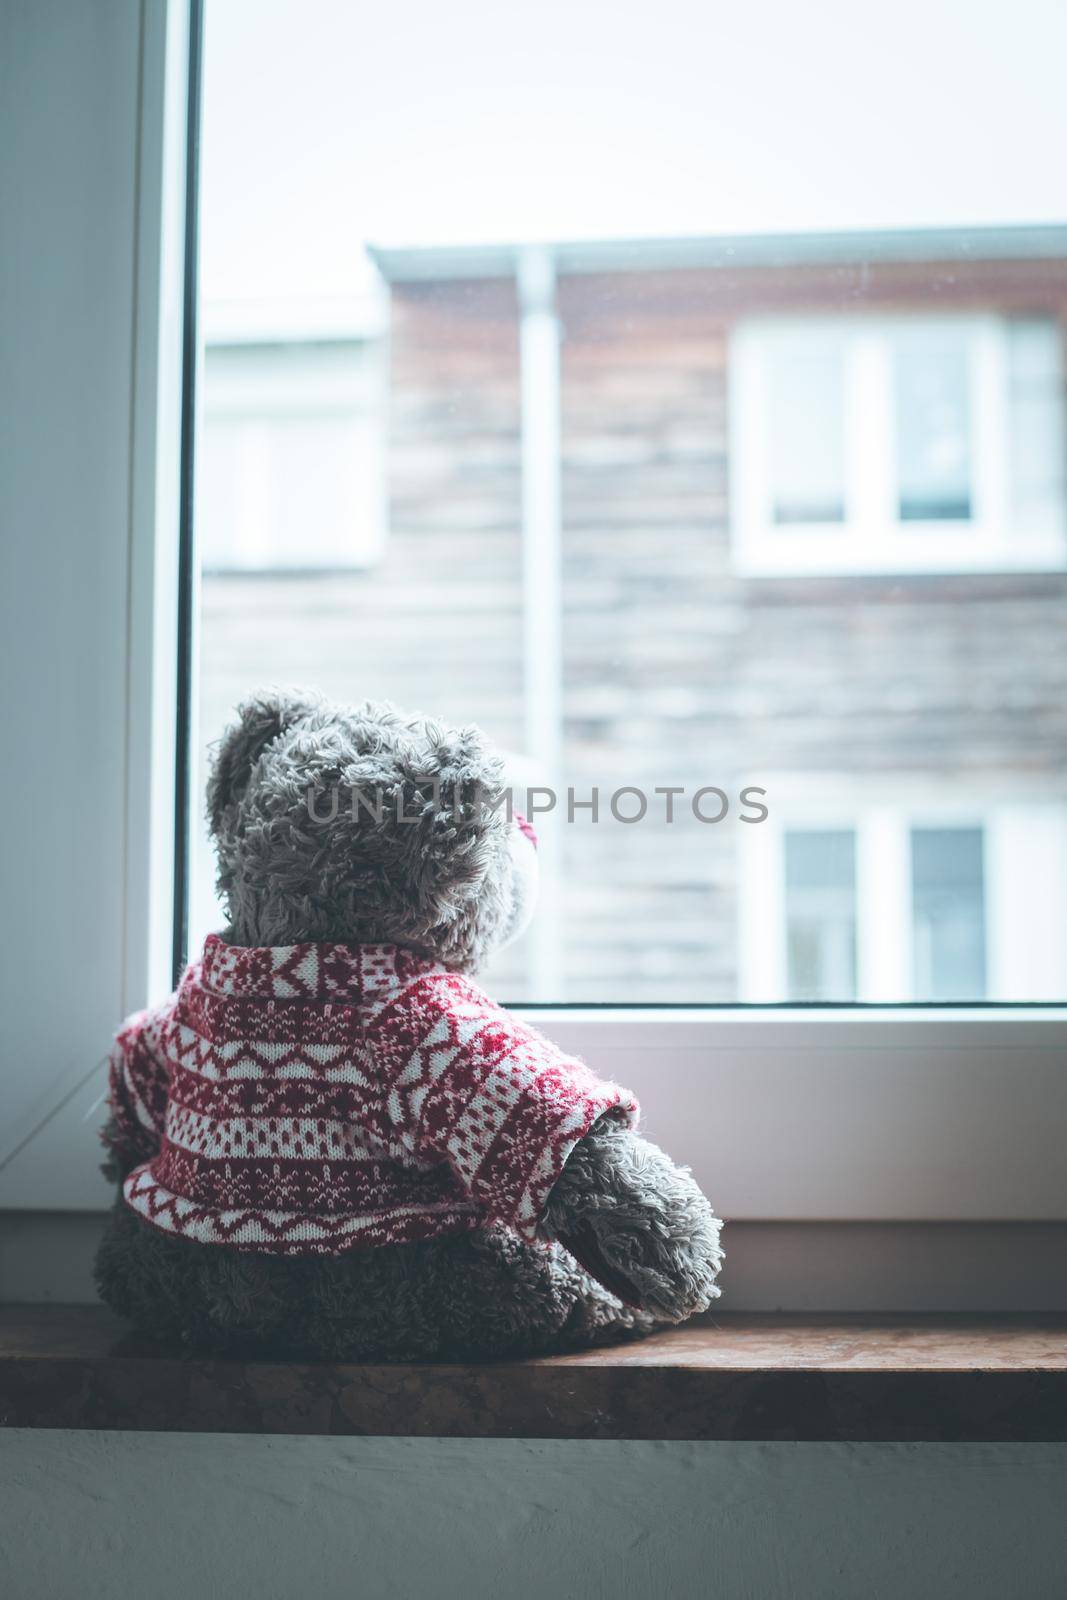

{"left": 95, "top": 690, "right": 722, "bottom": 1359}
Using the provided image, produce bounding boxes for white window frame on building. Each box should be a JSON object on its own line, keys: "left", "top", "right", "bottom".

{"left": 736, "top": 774, "right": 1067, "bottom": 1004}
{"left": 199, "top": 318, "right": 387, "bottom": 574}
{"left": 729, "top": 313, "right": 1067, "bottom": 577}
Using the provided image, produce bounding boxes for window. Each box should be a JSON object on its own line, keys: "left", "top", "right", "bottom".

{"left": 784, "top": 829, "right": 857, "bottom": 1001}
{"left": 181, "top": 4, "right": 1067, "bottom": 1009}
{"left": 200, "top": 338, "right": 385, "bottom": 572}
{"left": 768, "top": 333, "right": 847, "bottom": 526}
{"left": 894, "top": 327, "right": 973, "bottom": 523}
{"left": 731, "top": 316, "right": 1067, "bottom": 576}
{"left": 739, "top": 787, "right": 1067, "bottom": 1003}
{"left": 910, "top": 825, "right": 986, "bottom": 1000}
{"left": 6, "top": 0, "right": 1067, "bottom": 1261}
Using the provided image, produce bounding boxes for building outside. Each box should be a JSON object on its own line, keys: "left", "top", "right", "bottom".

{"left": 192, "top": 225, "right": 1067, "bottom": 1005}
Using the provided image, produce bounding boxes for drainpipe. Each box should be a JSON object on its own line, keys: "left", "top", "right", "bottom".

{"left": 517, "top": 244, "right": 564, "bottom": 1000}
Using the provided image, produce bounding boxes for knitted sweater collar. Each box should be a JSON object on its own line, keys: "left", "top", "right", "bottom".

{"left": 198, "top": 933, "right": 438, "bottom": 1004}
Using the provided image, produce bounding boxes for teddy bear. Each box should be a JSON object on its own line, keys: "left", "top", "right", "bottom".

{"left": 95, "top": 690, "right": 722, "bottom": 1359}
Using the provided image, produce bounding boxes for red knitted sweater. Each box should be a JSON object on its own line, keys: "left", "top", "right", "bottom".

{"left": 106, "top": 934, "right": 637, "bottom": 1257}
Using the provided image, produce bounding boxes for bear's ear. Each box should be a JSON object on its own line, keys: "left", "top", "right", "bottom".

{"left": 207, "top": 689, "right": 319, "bottom": 836}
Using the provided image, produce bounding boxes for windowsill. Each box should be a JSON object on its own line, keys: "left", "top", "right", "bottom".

{"left": 2, "top": 1306, "right": 1065, "bottom": 1441}
{"left": 731, "top": 544, "right": 1067, "bottom": 579}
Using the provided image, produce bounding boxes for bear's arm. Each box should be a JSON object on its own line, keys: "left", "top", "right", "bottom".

{"left": 543, "top": 1115, "right": 723, "bottom": 1322}
{"left": 369, "top": 971, "right": 720, "bottom": 1317}
{"left": 101, "top": 1002, "right": 173, "bottom": 1184}
{"left": 367, "top": 972, "right": 637, "bottom": 1245}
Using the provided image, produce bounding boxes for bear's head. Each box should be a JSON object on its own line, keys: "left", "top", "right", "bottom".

{"left": 206, "top": 689, "right": 537, "bottom": 970}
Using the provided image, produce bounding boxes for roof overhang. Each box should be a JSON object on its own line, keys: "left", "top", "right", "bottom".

{"left": 368, "top": 224, "right": 1067, "bottom": 284}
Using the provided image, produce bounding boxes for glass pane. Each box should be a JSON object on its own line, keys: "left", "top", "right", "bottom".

{"left": 1008, "top": 319, "right": 1067, "bottom": 538}
{"left": 784, "top": 831, "right": 857, "bottom": 1001}
{"left": 894, "top": 326, "right": 973, "bottom": 522}
{"left": 767, "top": 334, "right": 846, "bottom": 525}
{"left": 200, "top": 344, "right": 382, "bottom": 571}
{"left": 911, "top": 828, "right": 986, "bottom": 1000}
{"left": 190, "top": 0, "right": 1067, "bottom": 1004}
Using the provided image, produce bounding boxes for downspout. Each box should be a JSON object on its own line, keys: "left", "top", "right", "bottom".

{"left": 517, "top": 244, "right": 564, "bottom": 1000}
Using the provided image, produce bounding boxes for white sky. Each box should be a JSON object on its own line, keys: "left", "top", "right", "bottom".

{"left": 201, "top": 0, "right": 1067, "bottom": 306}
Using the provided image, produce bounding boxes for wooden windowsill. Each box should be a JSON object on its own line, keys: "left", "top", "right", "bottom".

{"left": 1, "top": 1306, "right": 1065, "bottom": 1441}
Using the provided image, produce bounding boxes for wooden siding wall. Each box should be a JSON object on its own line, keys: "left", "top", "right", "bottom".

{"left": 553, "top": 261, "right": 1067, "bottom": 998}
{"left": 199, "top": 259, "right": 1067, "bottom": 1001}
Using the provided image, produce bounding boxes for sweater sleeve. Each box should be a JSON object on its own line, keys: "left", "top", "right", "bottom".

{"left": 365, "top": 972, "right": 638, "bottom": 1241}
{"left": 101, "top": 999, "right": 174, "bottom": 1174}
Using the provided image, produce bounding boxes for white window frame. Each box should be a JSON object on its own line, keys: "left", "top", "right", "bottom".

{"left": 737, "top": 775, "right": 1067, "bottom": 1005}
{"left": 3, "top": 5, "right": 1067, "bottom": 1282}
{"left": 200, "top": 333, "right": 387, "bottom": 573}
{"left": 0, "top": 0, "right": 189, "bottom": 1208}
{"left": 730, "top": 314, "right": 1067, "bottom": 577}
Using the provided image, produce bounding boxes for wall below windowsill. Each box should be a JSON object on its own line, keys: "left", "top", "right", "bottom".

{"left": 2, "top": 1304, "right": 1065, "bottom": 1442}
{"left": 5, "top": 1212, "right": 1067, "bottom": 1313}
